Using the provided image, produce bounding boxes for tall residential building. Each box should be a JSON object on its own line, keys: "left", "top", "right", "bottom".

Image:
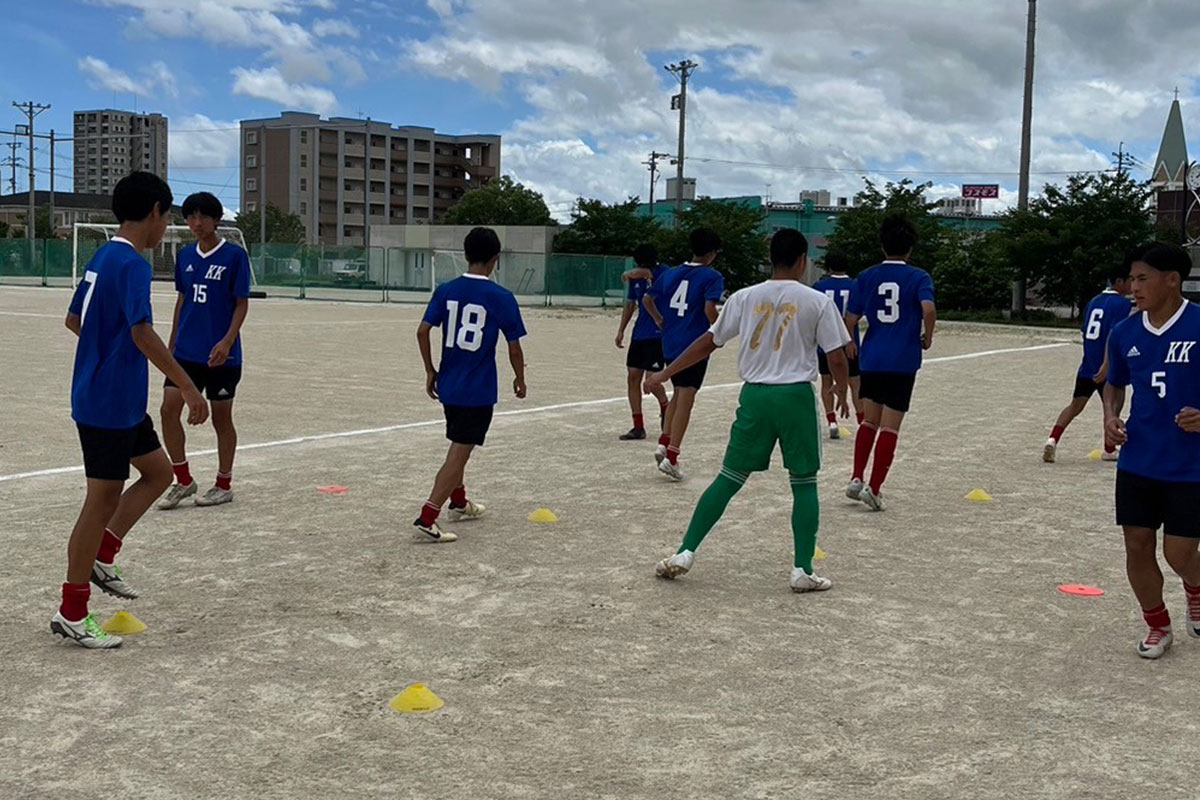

{"left": 73, "top": 110, "right": 168, "bottom": 195}
{"left": 239, "top": 112, "right": 501, "bottom": 245}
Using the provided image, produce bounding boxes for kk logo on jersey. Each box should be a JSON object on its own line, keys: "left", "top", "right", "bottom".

{"left": 204, "top": 265, "right": 228, "bottom": 281}
{"left": 1165, "top": 341, "right": 1196, "bottom": 364}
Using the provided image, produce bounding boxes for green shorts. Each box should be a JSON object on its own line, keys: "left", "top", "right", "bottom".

{"left": 722, "top": 382, "right": 822, "bottom": 475}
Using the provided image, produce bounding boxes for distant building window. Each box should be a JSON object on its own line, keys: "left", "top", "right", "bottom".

{"left": 246, "top": 178, "right": 257, "bottom": 191}
{"left": 246, "top": 131, "right": 258, "bottom": 145}
{"left": 246, "top": 154, "right": 257, "bottom": 168}
{"left": 299, "top": 178, "right": 308, "bottom": 192}
{"left": 246, "top": 201, "right": 257, "bottom": 212}
{"left": 300, "top": 130, "right": 308, "bottom": 145}
{"left": 299, "top": 154, "right": 308, "bottom": 168}
{"left": 299, "top": 201, "right": 307, "bottom": 215}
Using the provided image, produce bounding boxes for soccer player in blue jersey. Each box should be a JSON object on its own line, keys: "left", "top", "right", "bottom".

{"left": 52, "top": 172, "right": 209, "bottom": 649}
{"left": 1042, "top": 257, "right": 1135, "bottom": 463}
{"left": 413, "top": 227, "right": 528, "bottom": 543}
{"left": 158, "top": 192, "right": 252, "bottom": 509}
{"left": 813, "top": 250, "right": 863, "bottom": 438}
{"left": 843, "top": 214, "right": 936, "bottom": 511}
{"left": 614, "top": 243, "right": 669, "bottom": 440}
{"left": 643, "top": 228, "right": 725, "bottom": 480}
{"left": 1103, "top": 242, "right": 1200, "bottom": 659}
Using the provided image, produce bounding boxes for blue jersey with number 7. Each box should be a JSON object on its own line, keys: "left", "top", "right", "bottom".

{"left": 646, "top": 263, "right": 725, "bottom": 360}
{"left": 848, "top": 261, "right": 935, "bottom": 374}
{"left": 422, "top": 273, "right": 527, "bottom": 407}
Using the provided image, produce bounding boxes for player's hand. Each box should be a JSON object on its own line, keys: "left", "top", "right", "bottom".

{"left": 844, "top": 341, "right": 858, "bottom": 360}
{"left": 615, "top": 332, "right": 625, "bottom": 349}
{"left": 1176, "top": 407, "right": 1200, "bottom": 433}
{"left": 208, "top": 339, "right": 232, "bottom": 367}
{"left": 1105, "top": 416, "right": 1127, "bottom": 448}
{"left": 425, "top": 370, "right": 439, "bottom": 401}
{"left": 182, "top": 387, "right": 209, "bottom": 426}
{"left": 835, "top": 389, "right": 851, "bottom": 419}
{"left": 1092, "top": 368, "right": 1107, "bottom": 384}
{"left": 644, "top": 371, "right": 665, "bottom": 394}
{"left": 513, "top": 377, "right": 527, "bottom": 399}
{"left": 922, "top": 333, "right": 933, "bottom": 351}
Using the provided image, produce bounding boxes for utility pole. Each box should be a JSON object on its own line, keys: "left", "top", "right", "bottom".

{"left": 644, "top": 150, "right": 672, "bottom": 219}
{"left": 49, "top": 130, "right": 55, "bottom": 239}
{"left": 13, "top": 100, "right": 50, "bottom": 244}
{"left": 3, "top": 139, "right": 20, "bottom": 194}
{"left": 1114, "top": 141, "right": 1126, "bottom": 177}
{"left": 665, "top": 59, "right": 697, "bottom": 228}
{"left": 1013, "top": 1, "right": 1035, "bottom": 314}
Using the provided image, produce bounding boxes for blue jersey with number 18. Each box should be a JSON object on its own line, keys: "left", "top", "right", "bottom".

{"left": 422, "top": 274, "right": 527, "bottom": 407}
{"left": 646, "top": 263, "right": 725, "bottom": 360}
{"left": 848, "top": 261, "right": 935, "bottom": 374}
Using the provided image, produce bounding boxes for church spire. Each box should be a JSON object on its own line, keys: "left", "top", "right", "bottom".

{"left": 1153, "top": 94, "right": 1189, "bottom": 189}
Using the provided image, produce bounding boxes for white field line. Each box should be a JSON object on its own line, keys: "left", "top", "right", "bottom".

{"left": 0, "top": 342, "right": 1071, "bottom": 484}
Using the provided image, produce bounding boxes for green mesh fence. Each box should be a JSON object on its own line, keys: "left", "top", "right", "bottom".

{"left": 0, "top": 239, "right": 77, "bottom": 285}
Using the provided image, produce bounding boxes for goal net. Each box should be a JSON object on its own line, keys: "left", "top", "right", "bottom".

{"left": 72, "top": 223, "right": 253, "bottom": 285}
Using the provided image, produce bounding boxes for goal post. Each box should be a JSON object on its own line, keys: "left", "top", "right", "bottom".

{"left": 72, "top": 223, "right": 254, "bottom": 286}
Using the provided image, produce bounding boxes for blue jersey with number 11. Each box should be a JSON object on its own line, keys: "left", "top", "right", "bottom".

{"left": 647, "top": 263, "right": 725, "bottom": 360}
{"left": 422, "top": 274, "right": 527, "bottom": 407}
{"left": 813, "top": 275, "right": 859, "bottom": 350}
{"left": 848, "top": 261, "right": 935, "bottom": 374}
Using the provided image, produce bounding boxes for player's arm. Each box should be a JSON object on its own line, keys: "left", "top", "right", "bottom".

{"left": 705, "top": 300, "right": 719, "bottom": 325}
{"left": 646, "top": 333, "right": 719, "bottom": 394}
{"left": 1102, "top": 382, "right": 1127, "bottom": 447}
{"left": 167, "top": 293, "right": 183, "bottom": 352}
{"left": 209, "top": 297, "right": 249, "bottom": 367}
{"left": 508, "top": 340, "right": 527, "bottom": 399}
{"left": 826, "top": 347, "right": 852, "bottom": 418}
{"left": 621, "top": 267, "right": 654, "bottom": 284}
{"left": 130, "top": 323, "right": 208, "bottom": 425}
{"left": 416, "top": 320, "right": 438, "bottom": 400}
{"left": 65, "top": 312, "right": 81, "bottom": 336}
{"left": 642, "top": 293, "right": 665, "bottom": 329}
{"left": 921, "top": 300, "right": 937, "bottom": 350}
{"left": 842, "top": 312, "right": 861, "bottom": 360}
{"left": 616, "top": 300, "right": 636, "bottom": 348}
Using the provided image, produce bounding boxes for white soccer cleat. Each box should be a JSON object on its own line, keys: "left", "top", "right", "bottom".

{"left": 658, "top": 459, "right": 683, "bottom": 481}
{"left": 50, "top": 612, "right": 122, "bottom": 649}
{"left": 829, "top": 424, "right": 840, "bottom": 440}
{"left": 157, "top": 481, "right": 197, "bottom": 510}
{"left": 447, "top": 500, "right": 486, "bottom": 521}
{"left": 845, "top": 479, "right": 864, "bottom": 500}
{"left": 91, "top": 561, "right": 138, "bottom": 600}
{"left": 655, "top": 550, "right": 694, "bottom": 579}
{"left": 789, "top": 567, "right": 832, "bottom": 593}
{"left": 654, "top": 444, "right": 667, "bottom": 466}
{"left": 1042, "top": 438, "right": 1057, "bottom": 463}
{"left": 1101, "top": 449, "right": 1119, "bottom": 462}
{"left": 412, "top": 520, "right": 457, "bottom": 543}
{"left": 1137, "top": 627, "right": 1173, "bottom": 659}
{"left": 195, "top": 486, "right": 234, "bottom": 507}
{"left": 860, "top": 486, "right": 885, "bottom": 512}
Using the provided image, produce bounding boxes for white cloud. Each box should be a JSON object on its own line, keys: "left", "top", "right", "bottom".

{"left": 313, "top": 18, "right": 359, "bottom": 38}
{"left": 169, "top": 114, "right": 239, "bottom": 168}
{"left": 231, "top": 67, "right": 338, "bottom": 114}
{"left": 77, "top": 56, "right": 178, "bottom": 99}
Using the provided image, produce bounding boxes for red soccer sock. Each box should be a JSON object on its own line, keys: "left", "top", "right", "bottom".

{"left": 95, "top": 528, "right": 122, "bottom": 565}
{"left": 666, "top": 445, "right": 680, "bottom": 465}
{"left": 215, "top": 472, "right": 232, "bottom": 491}
{"left": 172, "top": 460, "right": 193, "bottom": 486}
{"left": 1143, "top": 603, "right": 1171, "bottom": 630}
{"left": 450, "top": 485, "right": 467, "bottom": 507}
{"left": 1050, "top": 425, "right": 1065, "bottom": 443}
{"left": 869, "top": 429, "right": 899, "bottom": 495}
{"left": 633, "top": 413, "right": 645, "bottom": 429}
{"left": 658, "top": 433, "right": 671, "bottom": 447}
{"left": 826, "top": 412, "right": 837, "bottom": 424}
{"left": 60, "top": 582, "right": 90, "bottom": 622}
{"left": 852, "top": 422, "right": 878, "bottom": 481}
{"left": 418, "top": 501, "right": 441, "bottom": 527}
{"left": 856, "top": 412, "right": 865, "bottom": 425}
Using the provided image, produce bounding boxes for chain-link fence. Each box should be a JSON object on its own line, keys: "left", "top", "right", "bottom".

{"left": 0, "top": 239, "right": 79, "bottom": 286}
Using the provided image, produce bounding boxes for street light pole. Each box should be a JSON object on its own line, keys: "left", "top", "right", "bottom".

{"left": 1013, "top": 0, "right": 1037, "bottom": 314}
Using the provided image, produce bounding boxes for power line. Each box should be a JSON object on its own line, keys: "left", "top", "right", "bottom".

{"left": 684, "top": 154, "right": 1128, "bottom": 178}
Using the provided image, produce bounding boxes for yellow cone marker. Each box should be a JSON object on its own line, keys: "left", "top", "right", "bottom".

{"left": 389, "top": 683, "right": 444, "bottom": 714}
{"left": 100, "top": 610, "right": 146, "bottom": 635}
{"left": 814, "top": 546, "right": 827, "bottom": 561}
{"left": 528, "top": 508, "right": 559, "bottom": 524}
{"left": 838, "top": 427, "right": 851, "bottom": 438}
{"left": 965, "top": 489, "right": 994, "bottom": 503}
{"left": 1087, "top": 449, "right": 1103, "bottom": 461}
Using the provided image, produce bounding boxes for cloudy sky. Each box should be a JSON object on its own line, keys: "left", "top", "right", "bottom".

{"left": 2, "top": 0, "right": 1198, "bottom": 219}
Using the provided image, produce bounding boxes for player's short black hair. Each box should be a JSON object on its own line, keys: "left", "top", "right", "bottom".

{"left": 823, "top": 250, "right": 849, "bottom": 274}
{"left": 879, "top": 213, "right": 918, "bottom": 257}
{"left": 112, "top": 171, "right": 173, "bottom": 223}
{"left": 1136, "top": 242, "right": 1193, "bottom": 283}
{"left": 633, "top": 243, "right": 658, "bottom": 268}
{"left": 689, "top": 228, "right": 721, "bottom": 257}
{"left": 769, "top": 228, "right": 808, "bottom": 267}
{"left": 181, "top": 192, "right": 223, "bottom": 221}
{"left": 464, "top": 226, "right": 502, "bottom": 264}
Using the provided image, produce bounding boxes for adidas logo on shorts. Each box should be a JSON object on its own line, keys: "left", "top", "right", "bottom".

{"left": 218, "top": 388, "right": 229, "bottom": 396}
{"left": 1127, "top": 346, "right": 1141, "bottom": 357}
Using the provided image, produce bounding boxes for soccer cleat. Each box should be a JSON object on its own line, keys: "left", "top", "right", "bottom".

{"left": 658, "top": 459, "right": 683, "bottom": 481}
{"left": 412, "top": 519, "right": 458, "bottom": 543}
{"left": 789, "top": 567, "right": 833, "bottom": 593}
{"left": 1101, "top": 449, "right": 1119, "bottom": 462}
{"left": 860, "top": 486, "right": 885, "bottom": 512}
{"left": 619, "top": 427, "right": 647, "bottom": 441}
{"left": 1186, "top": 591, "right": 1200, "bottom": 638}
{"left": 91, "top": 561, "right": 138, "bottom": 600}
{"left": 1042, "top": 438, "right": 1057, "bottom": 463}
{"left": 1137, "top": 627, "right": 1173, "bottom": 659}
{"left": 157, "top": 481, "right": 197, "bottom": 510}
{"left": 655, "top": 550, "right": 694, "bottom": 579}
{"left": 195, "top": 486, "right": 233, "bottom": 507}
{"left": 829, "top": 424, "right": 840, "bottom": 440}
{"left": 845, "top": 479, "right": 864, "bottom": 500}
{"left": 50, "top": 612, "right": 122, "bottom": 649}
{"left": 654, "top": 444, "right": 667, "bottom": 465}
{"left": 447, "top": 500, "right": 486, "bottom": 521}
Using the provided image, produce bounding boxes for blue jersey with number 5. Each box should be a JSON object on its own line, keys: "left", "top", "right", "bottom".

{"left": 1107, "top": 303, "right": 1200, "bottom": 481}
{"left": 646, "top": 264, "right": 725, "bottom": 360}
{"left": 848, "top": 261, "right": 935, "bottom": 374}
{"left": 422, "top": 274, "right": 527, "bottom": 406}
{"left": 1078, "top": 290, "right": 1133, "bottom": 378}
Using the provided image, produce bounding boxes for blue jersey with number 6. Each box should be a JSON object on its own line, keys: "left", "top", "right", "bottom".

{"left": 1078, "top": 290, "right": 1133, "bottom": 378}
{"left": 422, "top": 274, "right": 527, "bottom": 406}
{"left": 848, "top": 261, "right": 935, "bottom": 374}
{"left": 647, "top": 263, "right": 725, "bottom": 360}
{"left": 173, "top": 240, "right": 252, "bottom": 366}
{"left": 1107, "top": 303, "right": 1200, "bottom": 481}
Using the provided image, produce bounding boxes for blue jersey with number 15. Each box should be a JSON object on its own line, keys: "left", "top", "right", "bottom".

{"left": 646, "top": 263, "right": 725, "bottom": 360}
{"left": 422, "top": 274, "right": 527, "bottom": 407}
{"left": 848, "top": 261, "right": 936, "bottom": 374}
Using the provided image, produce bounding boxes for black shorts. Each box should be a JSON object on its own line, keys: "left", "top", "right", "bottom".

{"left": 1073, "top": 375, "right": 1103, "bottom": 399}
{"left": 818, "top": 350, "right": 861, "bottom": 378}
{"left": 627, "top": 338, "right": 665, "bottom": 372}
{"left": 165, "top": 359, "right": 243, "bottom": 402}
{"left": 859, "top": 371, "right": 918, "bottom": 413}
{"left": 77, "top": 414, "right": 161, "bottom": 481}
{"left": 671, "top": 357, "right": 709, "bottom": 390}
{"left": 1116, "top": 470, "right": 1200, "bottom": 538}
{"left": 444, "top": 404, "right": 494, "bottom": 446}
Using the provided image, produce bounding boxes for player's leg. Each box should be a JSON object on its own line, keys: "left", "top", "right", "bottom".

{"left": 861, "top": 405, "right": 905, "bottom": 511}
{"left": 443, "top": 406, "right": 491, "bottom": 522}
{"left": 1117, "top": 471, "right": 1172, "bottom": 657}
{"left": 620, "top": 367, "right": 647, "bottom": 440}
{"left": 849, "top": 357, "right": 864, "bottom": 425}
{"left": 656, "top": 390, "right": 677, "bottom": 464}
{"left": 52, "top": 479, "right": 125, "bottom": 647}
{"left": 415, "top": 443, "right": 473, "bottom": 542}
{"left": 661, "top": 386, "right": 697, "bottom": 479}
{"left": 1043, "top": 380, "right": 1094, "bottom": 463}
{"left": 774, "top": 382, "right": 831, "bottom": 592}
{"left": 818, "top": 353, "right": 838, "bottom": 439}
{"left": 849, "top": 374, "right": 884, "bottom": 498}
{"left": 197, "top": 365, "right": 241, "bottom": 506}
{"left": 157, "top": 386, "right": 197, "bottom": 509}
{"left": 1161, "top": 486, "right": 1200, "bottom": 638}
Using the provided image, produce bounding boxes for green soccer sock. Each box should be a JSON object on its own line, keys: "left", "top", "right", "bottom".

{"left": 790, "top": 472, "right": 819, "bottom": 572}
{"left": 678, "top": 467, "right": 750, "bottom": 554}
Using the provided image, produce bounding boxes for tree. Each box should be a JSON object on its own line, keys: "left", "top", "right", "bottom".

{"left": 234, "top": 203, "right": 306, "bottom": 245}
{"left": 442, "top": 175, "right": 554, "bottom": 227}
{"left": 824, "top": 179, "right": 945, "bottom": 274}
{"left": 551, "top": 197, "right": 661, "bottom": 255}
{"left": 931, "top": 228, "right": 1012, "bottom": 311}
{"left": 655, "top": 197, "right": 769, "bottom": 292}
{"left": 0, "top": 220, "right": 9, "bottom": 238}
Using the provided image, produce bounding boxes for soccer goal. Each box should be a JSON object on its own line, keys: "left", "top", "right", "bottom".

{"left": 72, "top": 223, "right": 254, "bottom": 286}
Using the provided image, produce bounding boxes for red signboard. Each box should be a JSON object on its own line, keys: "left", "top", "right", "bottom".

{"left": 962, "top": 184, "right": 1000, "bottom": 199}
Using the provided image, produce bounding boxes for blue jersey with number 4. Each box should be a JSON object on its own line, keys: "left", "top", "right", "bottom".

{"left": 647, "top": 264, "right": 725, "bottom": 360}
{"left": 422, "top": 274, "right": 527, "bottom": 406}
{"left": 173, "top": 240, "right": 252, "bottom": 366}
{"left": 813, "top": 275, "right": 859, "bottom": 351}
{"left": 848, "top": 261, "right": 935, "bottom": 374}
{"left": 1078, "top": 290, "right": 1133, "bottom": 378}
{"left": 68, "top": 239, "right": 154, "bottom": 429}
{"left": 628, "top": 264, "right": 668, "bottom": 342}
{"left": 1107, "top": 303, "right": 1200, "bottom": 482}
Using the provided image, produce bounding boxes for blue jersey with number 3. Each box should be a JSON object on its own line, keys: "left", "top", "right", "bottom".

{"left": 1107, "top": 303, "right": 1200, "bottom": 482}
{"left": 1078, "top": 290, "right": 1133, "bottom": 378}
{"left": 813, "top": 275, "right": 859, "bottom": 351}
{"left": 173, "top": 240, "right": 252, "bottom": 366}
{"left": 646, "top": 264, "right": 725, "bottom": 360}
{"left": 848, "top": 261, "right": 935, "bottom": 374}
{"left": 422, "top": 274, "right": 527, "bottom": 406}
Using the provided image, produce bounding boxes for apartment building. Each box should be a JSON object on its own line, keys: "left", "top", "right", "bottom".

{"left": 73, "top": 110, "right": 169, "bottom": 195}
{"left": 239, "top": 112, "right": 501, "bottom": 245}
